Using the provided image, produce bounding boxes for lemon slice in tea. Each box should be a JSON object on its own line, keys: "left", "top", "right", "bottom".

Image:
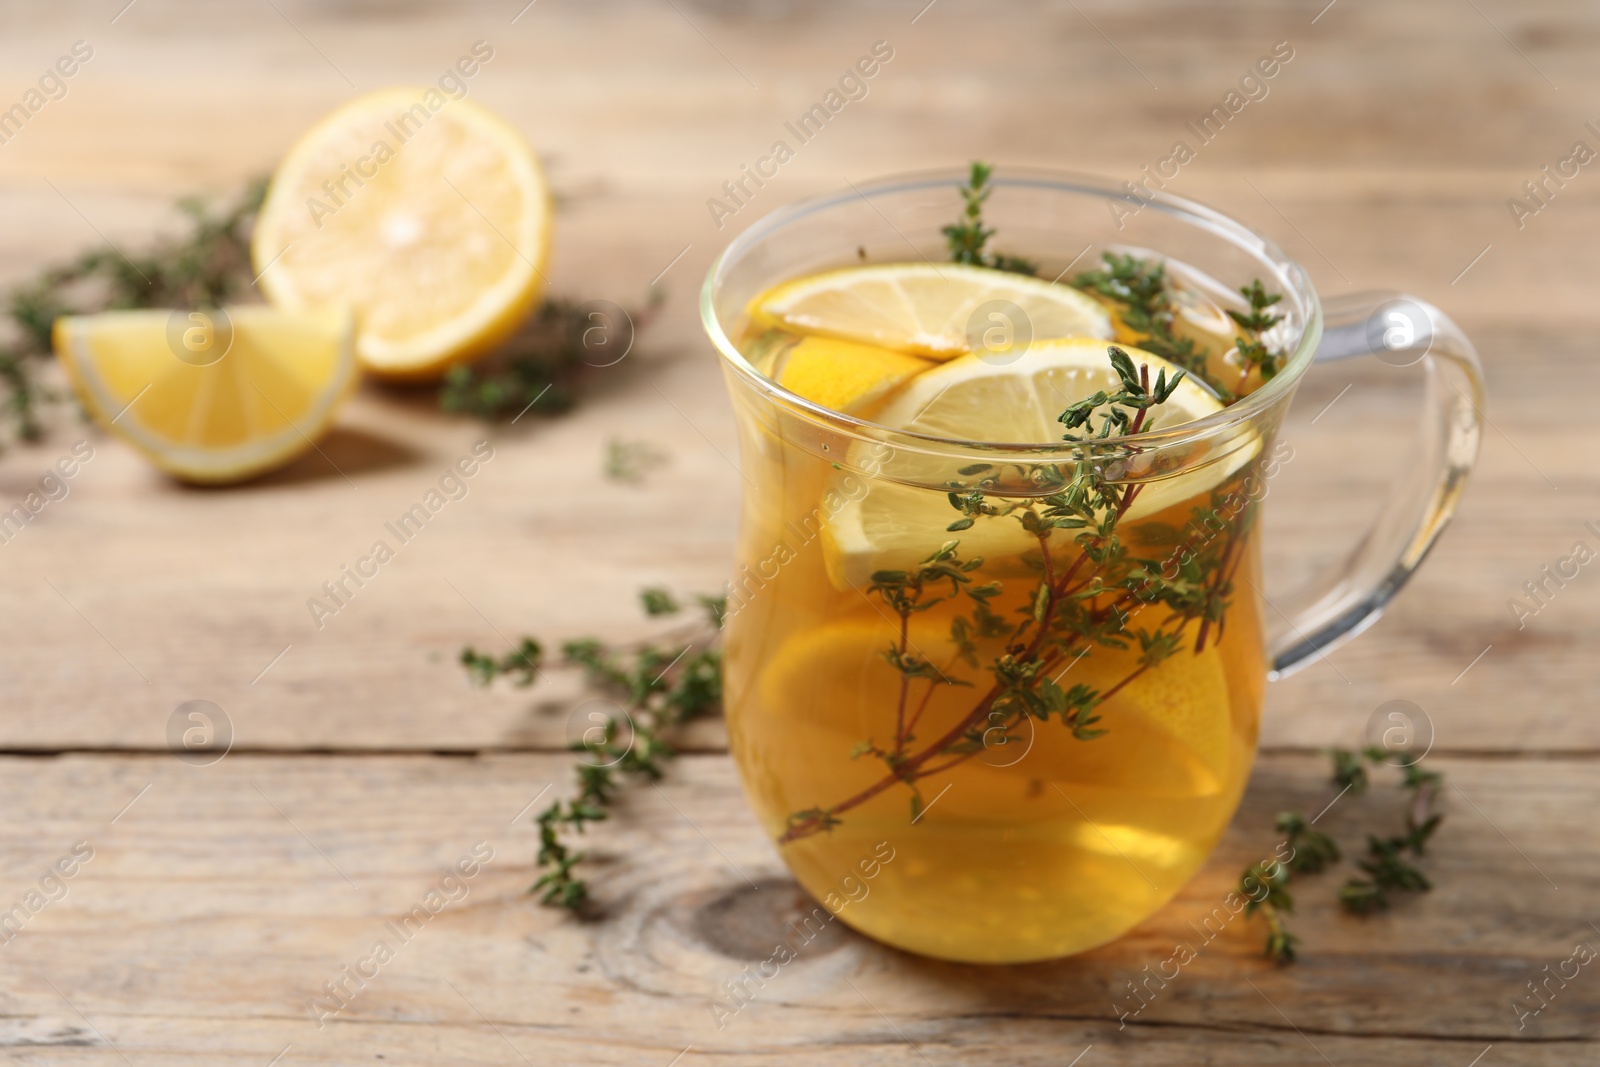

{"left": 822, "top": 339, "right": 1253, "bottom": 589}
{"left": 54, "top": 307, "right": 356, "bottom": 484}
{"left": 757, "top": 615, "right": 1231, "bottom": 801}
{"left": 1027, "top": 638, "right": 1234, "bottom": 797}
{"left": 752, "top": 262, "right": 1113, "bottom": 360}
{"left": 253, "top": 87, "right": 551, "bottom": 379}
{"left": 774, "top": 336, "right": 936, "bottom": 415}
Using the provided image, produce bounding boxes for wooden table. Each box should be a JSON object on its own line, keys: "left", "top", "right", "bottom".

{"left": 2, "top": 1, "right": 1596, "bottom": 1063}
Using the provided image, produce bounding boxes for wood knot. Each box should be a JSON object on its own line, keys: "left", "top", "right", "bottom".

{"left": 690, "top": 878, "right": 848, "bottom": 962}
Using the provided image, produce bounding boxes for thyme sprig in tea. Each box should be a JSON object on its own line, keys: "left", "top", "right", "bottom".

{"left": 1076, "top": 252, "right": 1208, "bottom": 378}
{"left": 1229, "top": 279, "right": 1286, "bottom": 387}
{"left": 1074, "top": 254, "right": 1291, "bottom": 401}
{"left": 942, "top": 161, "right": 1040, "bottom": 276}
{"left": 779, "top": 347, "right": 1249, "bottom": 843}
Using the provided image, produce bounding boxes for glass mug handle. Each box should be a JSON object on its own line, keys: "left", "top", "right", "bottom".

{"left": 1266, "top": 291, "right": 1485, "bottom": 678}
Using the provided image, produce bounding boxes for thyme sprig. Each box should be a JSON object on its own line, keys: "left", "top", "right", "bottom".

{"left": 943, "top": 162, "right": 1039, "bottom": 276}
{"left": 1240, "top": 858, "right": 1298, "bottom": 963}
{"left": 1075, "top": 252, "right": 1215, "bottom": 389}
{"left": 1073, "top": 254, "right": 1290, "bottom": 404}
{"left": 1243, "top": 747, "right": 1445, "bottom": 963}
{"left": 1059, "top": 345, "right": 1187, "bottom": 440}
{"left": 463, "top": 587, "right": 725, "bottom": 909}
{"left": 1338, "top": 758, "right": 1442, "bottom": 913}
{"left": 0, "top": 179, "right": 268, "bottom": 448}
{"left": 1229, "top": 279, "right": 1286, "bottom": 388}
{"left": 604, "top": 437, "right": 669, "bottom": 484}
{"left": 460, "top": 638, "right": 544, "bottom": 687}
{"left": 439, "top": 291, "right": 663, "bottom": 422}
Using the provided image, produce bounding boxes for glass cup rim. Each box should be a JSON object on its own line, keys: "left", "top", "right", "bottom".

{"left": 700, "top": 165, "right": 1323, "bottom": 458}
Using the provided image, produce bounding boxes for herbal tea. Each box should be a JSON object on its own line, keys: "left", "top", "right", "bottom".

{"left": 718, "top": 169, "right": 1294, "bottom": 962}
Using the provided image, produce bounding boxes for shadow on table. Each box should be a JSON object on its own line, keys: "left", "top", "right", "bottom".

{"left": 678, "top": 876, "right": 1125, "bottom": 1001}
{"left": 241, "top": 425, "right": 425, "bottom": 489}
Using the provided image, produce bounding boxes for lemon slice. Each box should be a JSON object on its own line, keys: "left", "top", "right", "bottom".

{"left": 54, "top": 307, "right": 356, "bottom": 484}
{"left": 775, "top": 336, "right": 935, "bottom": 415}
{"left": 1032, "top": 638, "right": 1232, "bottom": 797}
{"left": 752, "top": 263, "right": 1113, "bottom": 360}
{"left": 757, "top": 618, "right": 901, "bottom": 738}
{"left": 758, "top": 617, "right": 1230, "bottom": 801}
{"left": 823, "top": 339, "right": 1252, "bottom": 589}
{"left": 253, "top": 87, "right": 551, "bottom": 379}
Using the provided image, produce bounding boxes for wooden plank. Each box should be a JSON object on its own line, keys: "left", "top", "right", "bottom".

{"left": 0, "top": 752, "right": 1594, "bottom": 1063}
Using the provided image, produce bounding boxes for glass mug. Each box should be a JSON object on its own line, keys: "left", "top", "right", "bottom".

{"left": 701, "top": 169, "right": 1483, "bottom": 963}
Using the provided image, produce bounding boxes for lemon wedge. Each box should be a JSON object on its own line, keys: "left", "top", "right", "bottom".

{"left": 253, "top": 87, "right": 551, "bottom": 379}
{"left": 54, "top": 307, "right": 356, "bottom": 484}
{"left": 752, "top": 262, "right": 1112, "bottom": 360}
{"left": 822, "top": 339, "right": 1251, "bottom": 589}
{"left": 774, "top": 336, "right": 935, "bottom": 415}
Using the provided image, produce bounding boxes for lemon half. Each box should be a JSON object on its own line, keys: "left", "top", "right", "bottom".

{"left": 253, "top": 87, "right": 551, "bottom": 379}
{"left": 55, "top": 307, "right": 356, "bottom": 484}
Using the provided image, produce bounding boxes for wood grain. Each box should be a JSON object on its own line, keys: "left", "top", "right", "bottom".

{"left": 0, "top": 753, "right": 1594, "bottom": 1064}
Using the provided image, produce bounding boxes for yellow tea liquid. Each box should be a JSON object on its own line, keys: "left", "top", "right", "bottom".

{"left": 722, "top": 258, "right": 1277, "bottom": 962}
